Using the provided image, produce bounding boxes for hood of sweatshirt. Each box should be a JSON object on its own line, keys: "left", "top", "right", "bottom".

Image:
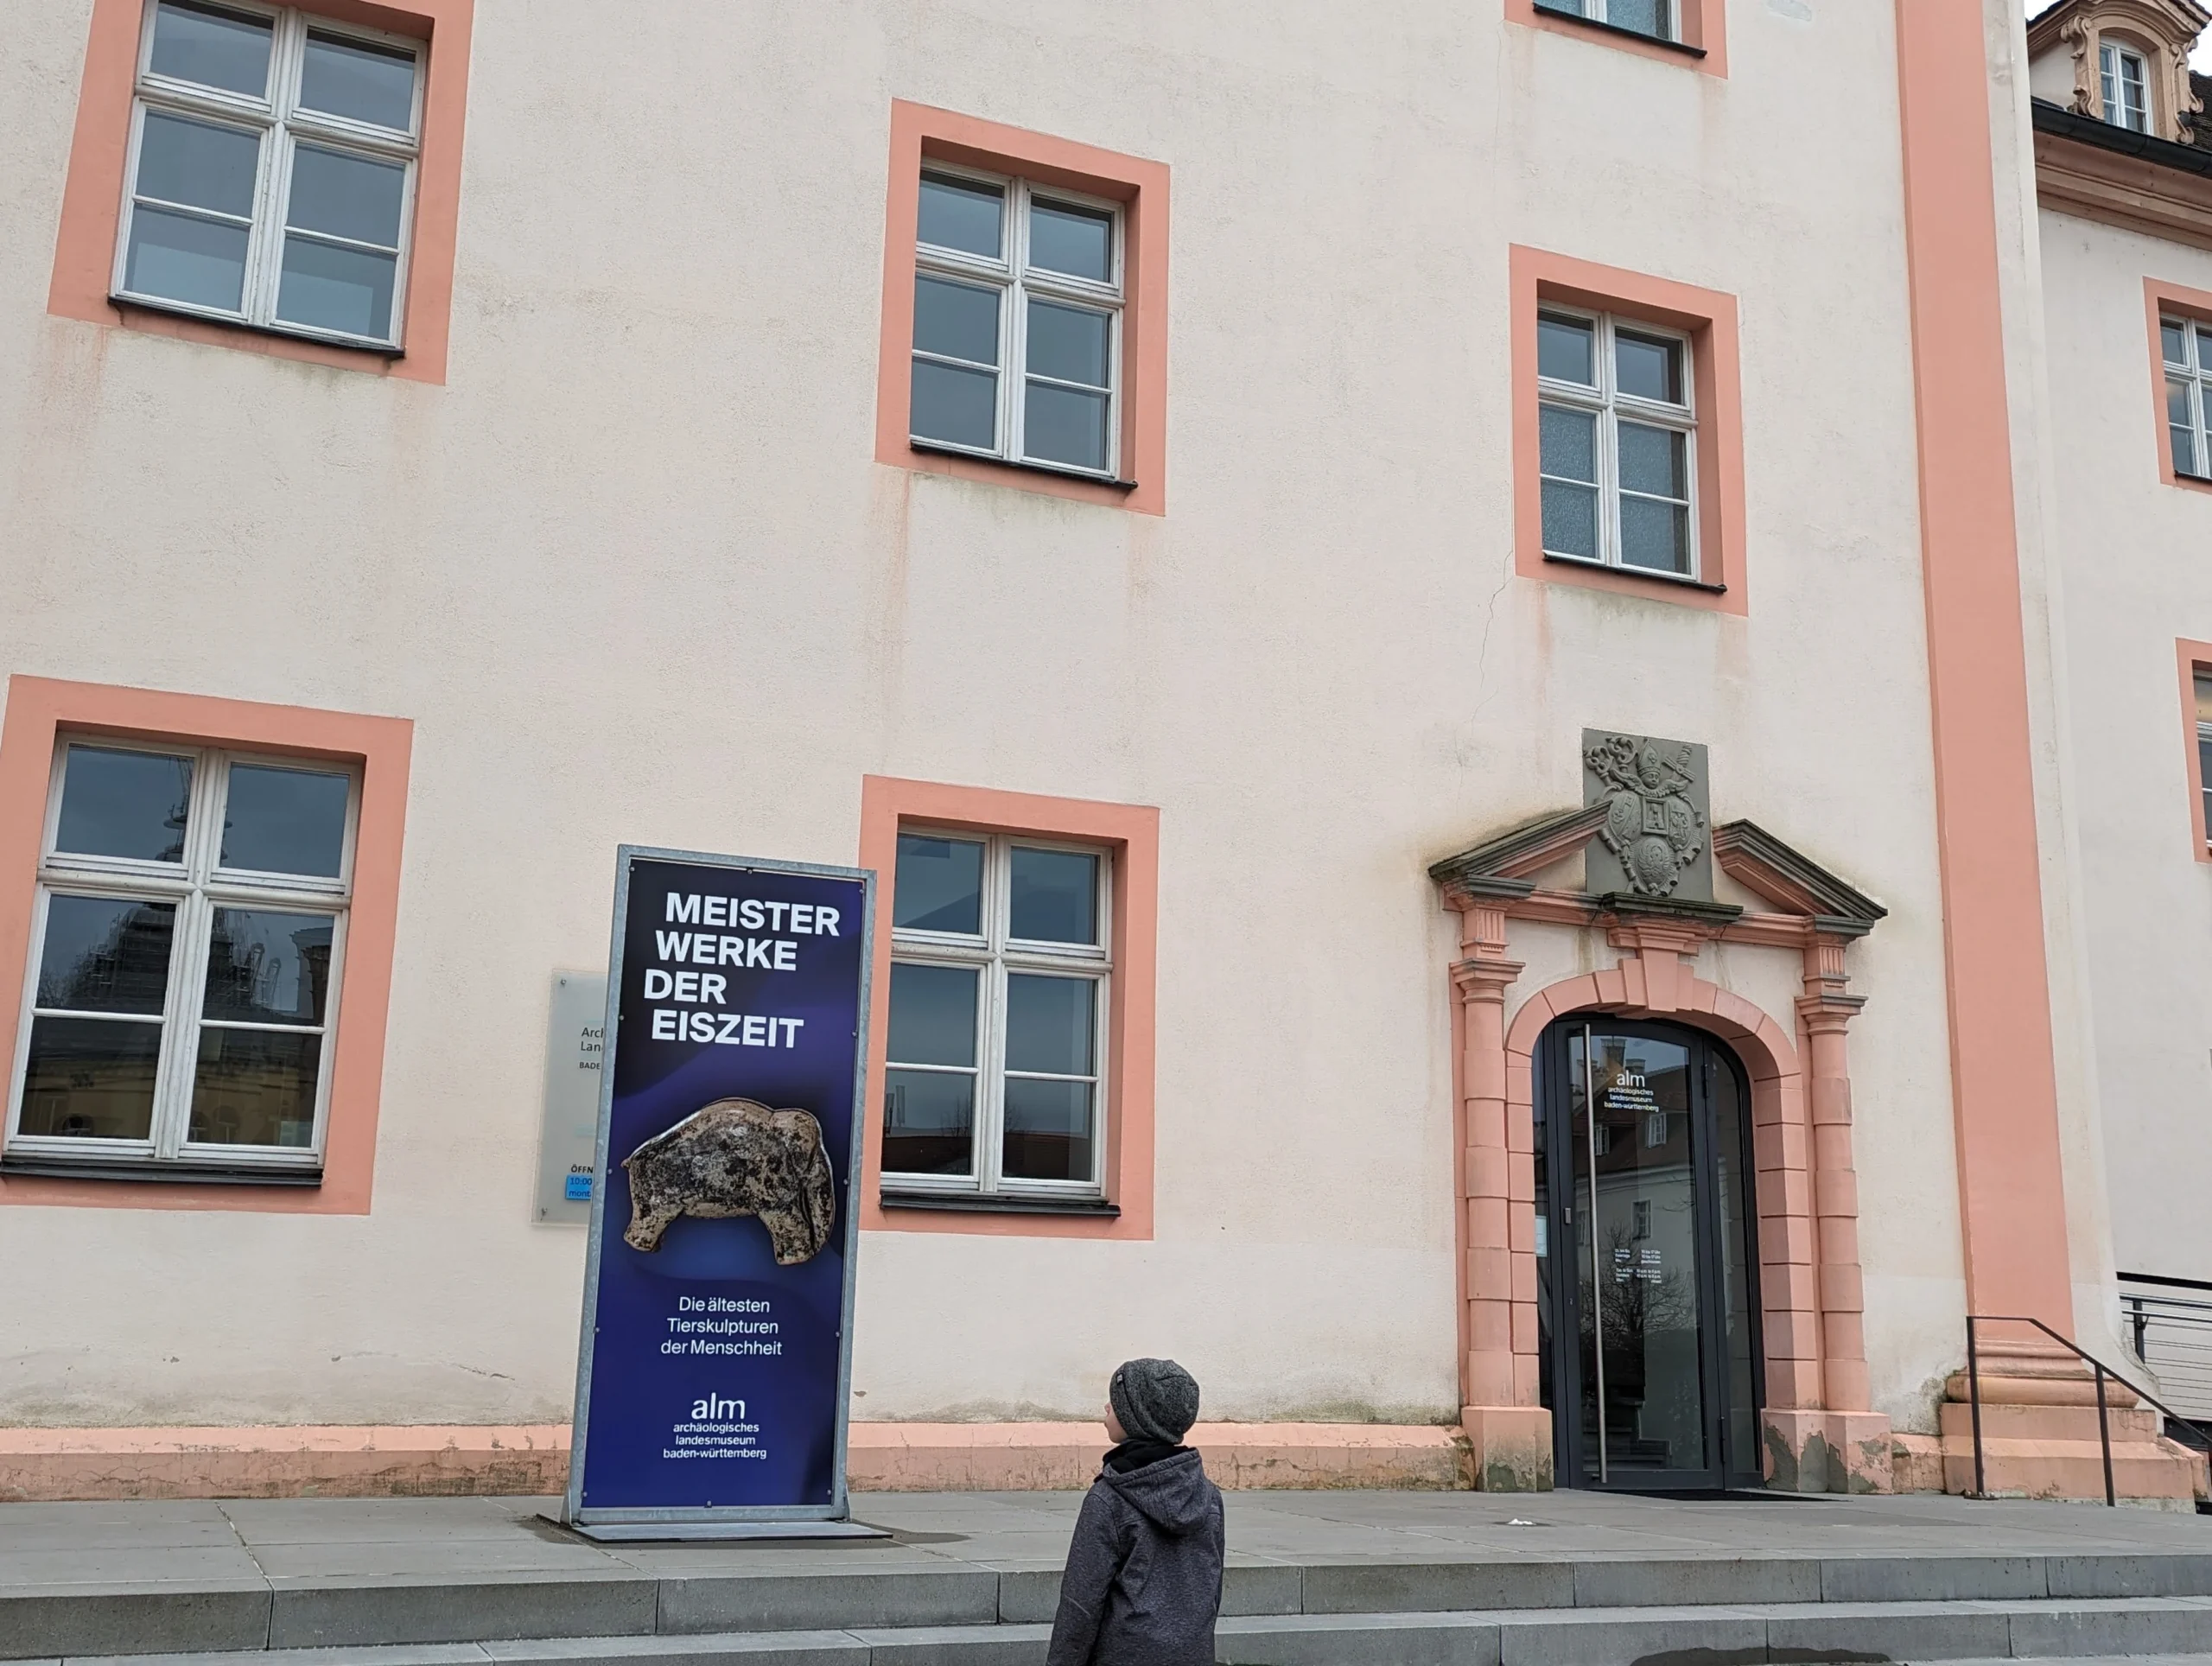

{"left": 1103, "top": 1447, "right": 1215, "bottom": 1535}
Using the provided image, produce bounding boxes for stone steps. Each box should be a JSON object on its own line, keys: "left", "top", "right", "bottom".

{"left": 12, "top": 1549, "right": 2212, "bottom": 1661}
{"left": 39, "top": 1598, "right": 2212, "bottom": 1666}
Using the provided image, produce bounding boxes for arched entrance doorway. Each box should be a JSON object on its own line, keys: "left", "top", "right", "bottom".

{"left": 1535, "top": 1016, "right": 1764, "bottom": 1491}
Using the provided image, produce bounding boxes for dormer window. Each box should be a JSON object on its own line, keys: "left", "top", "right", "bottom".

{"left": 2101, "top": 40, "right": 2152, "bottom": 130}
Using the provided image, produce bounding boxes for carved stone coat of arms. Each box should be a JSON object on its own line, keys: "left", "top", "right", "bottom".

{"left": 1583, "top": 733, "right": 1708, "bottom": 899}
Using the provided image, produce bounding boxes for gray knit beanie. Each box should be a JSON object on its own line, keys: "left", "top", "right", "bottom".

{"left": 1109, "top": 1357, "right": 1201, "bottom": 1445}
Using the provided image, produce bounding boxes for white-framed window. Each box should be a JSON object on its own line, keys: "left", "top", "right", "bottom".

{"left": 881, "top": 830, "right": 1110, "bottom": 1199}
{"left": 909, "top": 165, "right": 1124, "bottom": 480}
{"left": 1537, "top": 308, "right": 1699, "bottom": 580}
{"left": 114, "top": 0, "right": 423, "bottom": 349}
{"left": 2164, "top": 316, "right": 2212, "bottom": 480}
{"left": 2101, "top": 41, "right": 2152, "bottom": 132}
{"left": 5, "top": 740, "right": 358, "bottom": 1178}
{"left": 1535, "top": 0, "right": 1679, "bottom": 44}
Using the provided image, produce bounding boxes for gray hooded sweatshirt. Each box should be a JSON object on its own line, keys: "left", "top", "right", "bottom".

{"left": 1045, "top": 1447, "right": 1225, "bottom": 1666}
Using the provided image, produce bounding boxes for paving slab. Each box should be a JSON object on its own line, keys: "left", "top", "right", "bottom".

{"left": 265, "top": 1572, "right": 658, "bottom": 1650}
{"left": 0, "top": 1583, "right": 271, "bottom": 1659}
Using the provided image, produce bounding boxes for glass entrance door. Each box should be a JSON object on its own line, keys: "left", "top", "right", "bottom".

{"left": 1534, "top": 1019, "right": 1764, "bottom": 1491}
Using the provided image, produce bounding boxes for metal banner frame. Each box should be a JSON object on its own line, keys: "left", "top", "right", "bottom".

{"left": 560, "top": 844, "right": 877, "bottom": 1538}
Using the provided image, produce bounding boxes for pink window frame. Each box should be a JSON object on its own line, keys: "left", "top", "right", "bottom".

{"left": 0, "top": 677, "right": 411, "bottom": 1214}
{"left": 874, "top": 101, "right": 1170, "bottom": 517}
{"left": 46, "top": 0, "right": 474, "bottom": 384}
{"left": 856, "top": 776, "right": 1157, "bottom": 1240}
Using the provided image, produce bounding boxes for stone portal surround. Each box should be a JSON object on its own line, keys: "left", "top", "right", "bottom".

{"left": 1443, "top": 878, "right": 1887, "bottom": 1494}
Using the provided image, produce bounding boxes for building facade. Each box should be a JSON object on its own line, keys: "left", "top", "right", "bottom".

{"left": 0, "top": 0, "right": 2202, "bottom": 1499}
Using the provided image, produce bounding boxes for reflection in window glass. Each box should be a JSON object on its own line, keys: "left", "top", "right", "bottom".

{"left": 18, "top": 1019, "right": 163, "bottom": 1140}
{"left": 885, "top": 963, "right": 978, "bottom": 1066}
{"left": 55, "top": 747, "right": 194, "bottom": 863}
{"left": 918, "top": 172, "right": 1004, "bottom": 258}
{"left": 35, "top": 897, "right": 176, "bottom": 1014}
{"left": 1009, "top": 848, "right": 1099, "bottom": 944}
{"left": 202, "top": 909, "right": 334, "bottom": 1023}
{"left": 149, "top": 1, "right": 274, "bottom": 97}
{"left": 893, "top": 834, "right": 984, "bottom": 933}
{"left": 1028, "top": 200, "right": 1112, "bottom": 282}
{"left": 221, "top": 764, "right": 350, "bottom": 875}
{"left": 299, "top": 30, "right": 416, "bottom": 130}
{"left": 190, "top": 1027, "right": 322, "bottom": 1147}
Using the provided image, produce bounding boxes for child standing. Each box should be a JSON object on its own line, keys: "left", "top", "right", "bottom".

{"left": 1046, "top": 1358, "right": 1226, "bottom": 1666}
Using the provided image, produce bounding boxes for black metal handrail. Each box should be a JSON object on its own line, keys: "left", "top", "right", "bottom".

{"left": 1965, "top": 1313, "right": 2212, "bottom": 1506}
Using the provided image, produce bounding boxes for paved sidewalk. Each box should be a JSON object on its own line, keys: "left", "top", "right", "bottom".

{"left": 6, "top": 1485, "right": 2210, "bottom": 1587}
{"left": 7, "top": 1489, "right": 2212, "bottom": 1662}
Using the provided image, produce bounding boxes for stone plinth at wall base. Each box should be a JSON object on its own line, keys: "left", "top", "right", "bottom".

{"left": 1764, "top": 1409, "right": 1895, "bottom": 1494}
{"left": 0, "top": 1421, "right": 1476, "bottom": 1501}
{"left": 0, "top": 1425, "right": 571, "bottom": 1502}
{"left": 1931, "top": 1400, "right": 2209, "bottom": 1507}
{"left": 1459, "top": 1405, "right": 1552, "bottom": 1491}
{"left": 848, "top": 1422, "right": 1471, "bottom": 1491}
{"left": 1891, "top": 1432, "right": 1946, "bottom": 1493}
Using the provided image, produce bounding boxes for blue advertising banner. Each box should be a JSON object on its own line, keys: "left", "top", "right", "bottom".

{"left": 563, "top": 847, "right": 874, "bottom": 1535}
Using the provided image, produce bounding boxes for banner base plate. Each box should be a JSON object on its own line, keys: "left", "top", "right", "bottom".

{"left": 551, "top": 1515, "right": 893, "bottom": 1542}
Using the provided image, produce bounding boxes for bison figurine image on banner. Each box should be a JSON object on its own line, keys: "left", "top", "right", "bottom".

{"left": 622, "top": 1097, "right": 837, "bottom": 1266}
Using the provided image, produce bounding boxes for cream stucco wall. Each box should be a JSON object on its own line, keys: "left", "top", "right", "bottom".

{"left": 0, "top": 0, "right": 1974, "bottom": 1435}
{"left": 2037, "top": 203, "right": 2212, "bottom": 1302}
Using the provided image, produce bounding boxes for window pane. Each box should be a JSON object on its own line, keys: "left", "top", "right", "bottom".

{"left": 202, "top": 909, "right": 334, "bottom": 1024}
{"left": 2171, "top": 381, "right": 2200, "bottom": 476}
{"left": 1005, "top": 974, "right": 1096, "bottom": 1077}
{"left": 1605, "top": 0, "right": 1671, "bottom": 39}
{"left": 36, "top": 897, "right": 176, "bottom": 1014}
{"left": 188, "top": 1027, "right": 321, "bottom": 1147}
{"left": 913, "top": 276, "right": 1000, "bottom": 365}
{"left": 276, "top": 235, "right": 398, "bottom": 339}
{"left": 1024, "top": 382, "right": 1110, "bottom": 472}
{"left": 1620, "top": 495, "right": 1693, "bottom": 574}
{"left": 1002, "top": 1077, "right": 1094, "bottom": 1182}
{"left": 1541, "top": 480, "right": 1599, "bottom": 559}
{"left": 2164, "top": 320, "right": 2190, "bottom": 366}
{"left": 126, "top": 206, "right": 250, "bottom": 311}
{"left": 300, "top": 31, "right": 417, "bottom": 131}
{"left": 1027, "top": 299, "right": 1109, "bottom": 388}
{"left": 136, "top": 113, "right": 259, "bottom": 218}
{"left": 16, "top": 1017, "right": 162, "bottom": 1140}
{"left": 1537, "top": 314, "right": 1595, "bottom": 385}
{"left": 148, "top": 1, "right": 272, "bottom": 97}
{"left": 55, "top": 746, "right": 193, "bottom": 862}
{"left": 1618, "top": 421, "right": 1688, "bottom": 499}
{"left": 286, "top": 146, "right": 406, "bottom": 247}
{"left": 221, "top": 764, "right": 350, "bottom": 876}
{"left": 1540, "top": 404, "right": 1598, "bottom": 483}
{"left": 918, "top": 172, "right": 1004, "bottom": 258}
{"left": 1009, "top": 848, "right": 1098, "bottom": 944}
{"left": 887, "top": 963, "right": 979, "bottom": 1067}
{"left": 1616, "top": 330, "right": 1684, "bottom": 404}
{"left": 882, "top": 1069, "right": 975, "bottom": 1175}
{"left": 912, "top": 360, "right": 997, "bottom": 449}
{"left": 893, "top": 833, "right": 983, "bottom": 932}
{"left": 1029, "top": 200, "right": 1112, "bottom": 282}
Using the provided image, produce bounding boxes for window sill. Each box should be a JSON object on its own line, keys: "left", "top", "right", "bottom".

{"left": 907, "top": 437, "right": 1139, "bottom": 492}
{"left": 1529, "top": 2, "right": 1706, "bottom": 57}
{"left": 1542, "top": 551, "right": 1727, "bottom": 595}
{"left": 109, "top": 295, "right": 407, "bottom": 360}
{"left": 880, "top": 1188, "right": 1120, "bottom": 1218}
{"left": 1, "top": 1154, "right": 323, "bottom": 1186}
